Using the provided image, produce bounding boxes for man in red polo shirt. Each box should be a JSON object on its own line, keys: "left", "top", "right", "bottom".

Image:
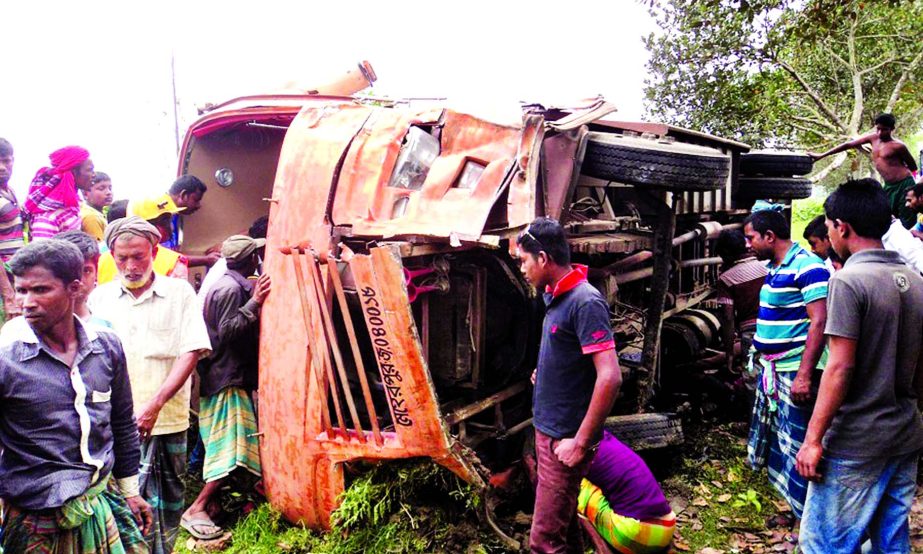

{"left": 516, "top": 217, "right": 622, "bottom": 553}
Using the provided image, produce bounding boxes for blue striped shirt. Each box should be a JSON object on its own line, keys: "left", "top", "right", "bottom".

{"left": 753, "top": 243, "right": 830, "bottom": 355}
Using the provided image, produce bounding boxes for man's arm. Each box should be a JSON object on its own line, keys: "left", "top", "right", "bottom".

{"left": 0, "top": 266, "right": 19, "bottom": 319}
{"left": 554, "top": 348, "right": 622, "bottom": 467}
{"left": 796, "top": 335, "right": 857, "bottom": 481}
{"left": 186, "top": 252, "right": 221, "bottom": 268}
{"left": 210, "top": 274, "right": 271, "bottom": 345}
{"left": 897, "top": 142, "right": 919, "bottom": 172}
{"left": 792, "top": 299, "right": 827, "bottom": 404}
{"left": 809, "top": 134, "right": 874, "bottom": 161}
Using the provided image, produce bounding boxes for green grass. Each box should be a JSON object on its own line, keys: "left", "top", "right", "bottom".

{"left": 659, "top": 424, "right": 789, "bottom": 551}
{"left": 175, "top": 459, "right": 496, "bottom": 554}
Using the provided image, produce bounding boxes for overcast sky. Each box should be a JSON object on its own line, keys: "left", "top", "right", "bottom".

{"left": 2, "top": 1, "right": 656, "bottom": 201}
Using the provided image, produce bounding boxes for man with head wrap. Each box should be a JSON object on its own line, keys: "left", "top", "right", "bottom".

{"left": 95, "top": 197, "right": 190, "bottom": 286}
{"left": 88, "top": 216, "right": 211, "bottom": 554}
{"left": 25, "top": 146, "right": 95, "bottom": 239}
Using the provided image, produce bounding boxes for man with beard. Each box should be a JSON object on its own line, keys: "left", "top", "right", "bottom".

{"left": 88, "top": 217, "right": 211, "bottom": 553}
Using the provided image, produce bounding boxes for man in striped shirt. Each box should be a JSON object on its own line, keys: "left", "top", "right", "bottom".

{"left": 742, "top": 208, "right": 830, "bottom": 523}
{"left": 0, "top": 139, "right": 23, "bottom": 321}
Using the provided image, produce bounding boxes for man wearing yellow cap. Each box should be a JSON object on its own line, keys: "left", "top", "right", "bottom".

{"left": 96, "top": 197, "right": 190, "bottom": 285}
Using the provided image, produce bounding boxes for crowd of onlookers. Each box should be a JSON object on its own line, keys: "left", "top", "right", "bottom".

{"left": 0, "top": 139, "right": 269, "bottom": 554}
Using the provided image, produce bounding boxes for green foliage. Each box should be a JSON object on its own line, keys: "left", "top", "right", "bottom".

{"left": 644, "top": 0, "right": 923, "bottom": 185}
{"left": 791, "top": 196, "right": 826, "bottom": 246}
{"left": 177, "top": 459, "right": 488, "bottom": 554}
{"left": 732, "top": 489, "right": 763, "bottom": 513}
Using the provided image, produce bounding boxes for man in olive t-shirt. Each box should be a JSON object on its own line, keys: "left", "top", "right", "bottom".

{"left": 796, "top": 179, "right": 923, "bottom": 553}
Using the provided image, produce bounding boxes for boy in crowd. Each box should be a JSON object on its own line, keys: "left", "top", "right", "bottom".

{"left": 797, "top": 179, "right": 923, "bottom": 552}
{"left": 81, "top": 172, "right": 114, "bottom": 241}
{"left": 802, "top": 215, "right": 843, "bottom": 273}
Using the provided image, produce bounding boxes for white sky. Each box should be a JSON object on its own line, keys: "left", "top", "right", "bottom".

{"left": 1, "top": 1, "right": 656, "bottom": 201}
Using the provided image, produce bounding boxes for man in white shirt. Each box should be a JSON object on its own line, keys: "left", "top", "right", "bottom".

{"left": 89, "top": 216, "right": 211, "bottom": 554}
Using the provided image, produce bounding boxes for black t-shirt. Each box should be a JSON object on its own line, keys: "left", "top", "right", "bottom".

{"left": 533, "top": 270, "right": 615, "bottom": 439}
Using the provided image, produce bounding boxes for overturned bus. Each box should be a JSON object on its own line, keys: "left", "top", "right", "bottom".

{"left": 175, "top": 82, "right": 811, "bottom": 530}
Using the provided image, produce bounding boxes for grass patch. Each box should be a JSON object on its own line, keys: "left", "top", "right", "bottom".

{"left": 176, "top": 459, "right": 498, "bottom": 554}
{"left": 660, "top": 423, "right": 791, "bottom": 551}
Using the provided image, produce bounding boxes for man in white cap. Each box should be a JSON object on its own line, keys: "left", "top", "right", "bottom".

{"left": 88, "top": 216, "right": 211, "bottom": 554}
{"left": 180, "top": 235, "right": 270, "bottom": 540}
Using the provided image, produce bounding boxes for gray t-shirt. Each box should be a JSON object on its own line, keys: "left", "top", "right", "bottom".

{"left": 823, "top": 249, "right": 923, "bottom": 459}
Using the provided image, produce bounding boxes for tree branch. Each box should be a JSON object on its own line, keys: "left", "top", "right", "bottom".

{"left": 886, "top": 48, "right": 923, "bottom": 113}
{"left": 775, "top": 59, "right": 848, "bottom": 132}
{"left": 847, "top": 18, "right": 864, "bottom": 133}
{"left": 824, "top": 45, "right": 851, "bottom": 70}
{"left": 858, "top": 57, "right": 898, "bottom": 76}
{"left": 791, "top": 114, "right": 840, "bottom": 133}
{"left": 790, "top": 121, "right": 836, "bottom": 141}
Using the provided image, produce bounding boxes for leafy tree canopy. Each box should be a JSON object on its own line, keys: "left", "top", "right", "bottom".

{"left": 644, "top": 0, "right": 923, "bottom": 184}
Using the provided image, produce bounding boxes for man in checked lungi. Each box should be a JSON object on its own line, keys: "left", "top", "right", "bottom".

{"left": 0, "top": 239, "right": 152, "bottom": 553}
{"left": 88, "top": 217, "right": 211, "bottom": 553}
{"left": 181, "top": 235, "right": 270, "bottom": 540}
{"left": 742, "top": 208, "right": 830, "bottom": 524}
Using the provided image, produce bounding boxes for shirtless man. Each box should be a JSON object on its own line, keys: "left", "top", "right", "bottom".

{"left": 810, "top": 113, "right": 918, "bottom": 229}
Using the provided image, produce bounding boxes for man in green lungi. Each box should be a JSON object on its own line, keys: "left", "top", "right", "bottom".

{"left": 811, "top": 113, "right": 919, "bottom": 229}
{"left": 181, "top": 235, "right": 270, "bottom": 540}
{"left": 0, "top": 239, "right": 152, "bottom": 553}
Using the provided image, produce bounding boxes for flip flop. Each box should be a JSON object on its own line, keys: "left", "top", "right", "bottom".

{"left": 181, "top": 514, "right": 224, "bottom": 540}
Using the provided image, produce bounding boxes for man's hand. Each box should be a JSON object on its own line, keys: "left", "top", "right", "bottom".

{"left": 125, "top": 495, "right": 153, "bottom": 535}
{"left": 136, "top": 399, "right": 163, "bottom": 441}
{"left": 205, "top": 251, "right": 221, "bottom": 267}
{"left": 553, "top": 438, "right": 588, "bottom": 468}
{"left": 796, "top": 440, "right": 824, "bottom": 482}
{"left": 807, "top": 152, "right": 823, "bottom": 161}
{"left": 4, "top": 296, "right": 21, "bottom": 319}
{"left": 531, "top": 368, "right": 536, "bottom": 385}
{"left": 791, "top": 372, "right": 813, "bottom": 404}
{"left": 252, "top": 274, "right": 272, "bottom": 305}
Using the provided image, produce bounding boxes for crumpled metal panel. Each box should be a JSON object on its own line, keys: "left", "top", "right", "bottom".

{"left": 260, "top": 103, "right": 484, "bottom": 528}
{"left": 345, "top": 110, "right": 537, "bottom": 241}
{"left": 258, "top": 102, "right": 373, "bottom": 526}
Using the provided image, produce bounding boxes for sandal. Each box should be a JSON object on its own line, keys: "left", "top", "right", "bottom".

{"left": 181, "top": 513, "right": 224, "bottom": 540}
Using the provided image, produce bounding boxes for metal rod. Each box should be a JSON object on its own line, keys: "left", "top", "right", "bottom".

{"left": 677, "top": 256, "right": 723, "bottom": 269}
{"left": 290, "top": 249, "right": 331, "bottom": 434}
{"left": 500, "top": 417, "right": 534, "bottom": 439}
{"left": 306, "top": 252, "right": 366, "bottom": 443}
{"left": 445, "top": 382, "right": 528, "bottom": 425}
{"left": 329, "top": 260, "right": 383, "bottom": 446}
{"left": 301, "top": 248, "right": 348, "bottom": 434}
{"left": 246, "top": 122, "right": 289, "bottom": 130}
